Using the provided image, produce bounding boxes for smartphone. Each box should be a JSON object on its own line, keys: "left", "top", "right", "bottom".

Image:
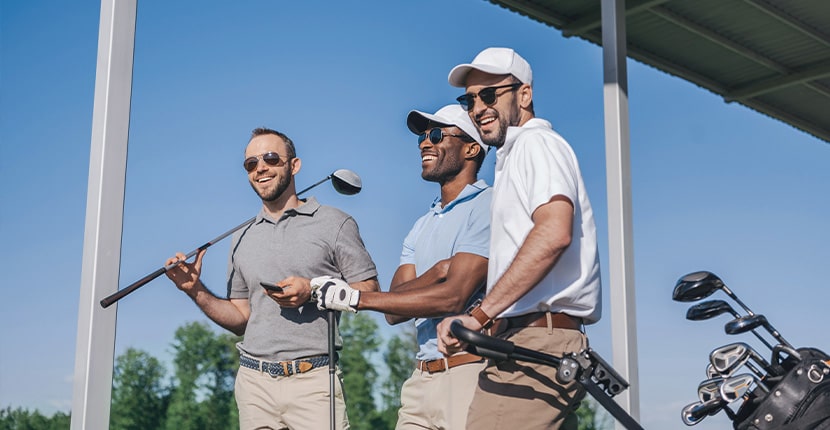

{"left": 260, "top": 281, "right": 284, "bottom": 293}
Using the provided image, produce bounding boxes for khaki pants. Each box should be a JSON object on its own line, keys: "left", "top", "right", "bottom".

{"left": 234, "top": 365, "right": 349, "bottom": 430}
{"left": 396, "top": 360, "right": 487, "bottom": 429}
{"left": 466, "top": 327, "right": 587, "bottom": 430}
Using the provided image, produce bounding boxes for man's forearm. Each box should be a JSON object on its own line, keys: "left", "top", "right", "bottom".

{"left": 187, "top": 282, "right": 248, "bottom": 335}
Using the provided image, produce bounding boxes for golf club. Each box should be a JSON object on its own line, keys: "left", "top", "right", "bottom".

{"left": 697, "top": 377, "right": 724, "bottom": 403}
{"left": 725, "top": 314, "right": 794, "bottom": 350}
{"left": 686, "top": 300, "right": 775, "bottom": 351}
{"left": 710, "top": 342, "right": 772, "bottom": 380}
{"left": 100, "top": 169, "right": 362, "bottom": 308}
{"left": 681, "top": 398, "right": 725, "bottom": 426}
{"left": 706, "top": 363, "right": 719, "bottom": 379}
{"left": 720, "top": 373, "right": 769, "bottom": 403}
{"left": 673, "top": 271, "right": 755, "bottom": 316}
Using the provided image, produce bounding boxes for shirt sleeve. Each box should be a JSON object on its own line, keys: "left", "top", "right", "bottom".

{"left": 514, "top": 131, "right": 578, "bottom": 214}
{"left": 453, "top": 189, "right": 491, "bottom": 258}
{"left": 334, "top": 217, "right": 379, "bottom": 284}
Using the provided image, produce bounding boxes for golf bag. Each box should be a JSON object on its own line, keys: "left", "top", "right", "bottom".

{"left": 733, "top": 347, "right": 830, "bottom": 430}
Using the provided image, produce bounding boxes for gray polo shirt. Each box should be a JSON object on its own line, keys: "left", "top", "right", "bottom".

{"left": 227, "top": 197, "right": 377, "bottom": 361}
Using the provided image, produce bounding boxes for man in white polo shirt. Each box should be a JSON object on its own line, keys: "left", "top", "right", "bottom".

{"left": 436, "top": 47, "right": 602, "bottom": 430}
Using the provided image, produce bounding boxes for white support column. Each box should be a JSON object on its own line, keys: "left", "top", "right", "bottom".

{"left": 600, "top": 0, "right": 640, "bottom": 426}
{"left": 70, "top": 0, "right": 136, "bottom": 428}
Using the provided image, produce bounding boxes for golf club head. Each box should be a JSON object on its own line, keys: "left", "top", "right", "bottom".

{"left": 724, "top": 314, "right": 766, "bottom": 335}
{"left": 673, "top": 271, "right": 725, "bottom": 302}
{"left": 706, "top": 363, "right": 720, "bottom": 379}
{"left": 686, "top": 299, "right": 739, "bottom": 321}
{"left": 697, "top": 377, "right": 724, "bottom": 403}
{"left": 719, "top": 373, "right": 757, "bottom": 403}
{"left": 330, "top": 169, "right": 362, "bottom": 195}
{"left": 710, "top": 342, "right": 751, "bottom": 375}
{"left": 681, "top": 399, "right": 723, "bottom": 426}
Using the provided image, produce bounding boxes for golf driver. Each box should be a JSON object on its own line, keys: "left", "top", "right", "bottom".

{"left": 673, "top": 271, "right": 755, "bottom": 316}
{"left": 720, "top": 373, "right": 769, "bottom": 403}
{"left": 725, "top": 314, "right": 794, "bottom": 350}
{"left": 100, "top": 169, "right": 362, "bottom": 308}
{"left": 710, "top": 342, "right": 773, "bottom": 380}
{"left": 686, "top": 300, "right": 775, "bottom": 351}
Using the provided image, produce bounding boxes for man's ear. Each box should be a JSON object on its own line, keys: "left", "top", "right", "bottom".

{"left": 518, "top": 84, "right": 533, "bottom": 109}
{"left": 290, "top": 157, "right": 302, "bottom": 175}
{"left": 465, "top": 142, "right": 481, "bottom": 160}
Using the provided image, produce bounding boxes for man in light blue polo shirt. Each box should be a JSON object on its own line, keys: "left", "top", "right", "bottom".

{"left": 314, "top": 105, "right": 491, "bottom": 429}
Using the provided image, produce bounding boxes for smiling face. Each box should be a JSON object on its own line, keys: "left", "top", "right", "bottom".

{"left": 419, "top": 125, "right": 477, "bottom": 184}
{"left": 464, "top": 69, "right": 531, "bottom": 148}
{"left": 245, "top": 133, "right": 298, "bottom": 202}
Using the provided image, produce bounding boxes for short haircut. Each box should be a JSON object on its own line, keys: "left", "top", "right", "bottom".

{"left": 250, "top": 127, "right": 296, "bottom": 159}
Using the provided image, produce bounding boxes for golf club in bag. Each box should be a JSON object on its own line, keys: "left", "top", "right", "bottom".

{"left": 100, "top": 169, "right": 361, "bottom": 308}
{"left": 449, "top": 320, "right": 644, "bottom": 430}
{"left": 673, "top": 271, "right": 830, "bottom": 429}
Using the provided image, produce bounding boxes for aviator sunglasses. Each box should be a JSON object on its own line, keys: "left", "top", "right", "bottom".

{"left": 418, "top": 128, "right": 475, "bottom": 145}
{"left": 456, "top": 83, "right": 523, "bottom": 111}
{"left": 243, "top": 152, "right": 290, "bottom": 172}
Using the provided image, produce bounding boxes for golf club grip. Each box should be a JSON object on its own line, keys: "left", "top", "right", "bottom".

{"left": 450, "top": 320, "right": 515, "bottom": 356}
{"left": 100, "top": 267, "right": 166, "bottom": 308}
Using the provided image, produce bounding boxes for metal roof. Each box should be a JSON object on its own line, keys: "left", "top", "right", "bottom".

{"left": 487, "top": 0, "right": 830, "bottom": 144}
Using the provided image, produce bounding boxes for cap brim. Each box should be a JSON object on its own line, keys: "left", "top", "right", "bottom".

{"left": 448, "top": 63, "right": 513, "bottom": 87}
{"left": 407, "top": 110, "right": 450, "bottom": 134}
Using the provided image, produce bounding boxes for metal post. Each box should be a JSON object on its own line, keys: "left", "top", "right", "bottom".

{"left": 70, "top": 0, "right": 136, "bottom": 428}
{"left": 600, "top": 0, "right": 640, "bottom": 425}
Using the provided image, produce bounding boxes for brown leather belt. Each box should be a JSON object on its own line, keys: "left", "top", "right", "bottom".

{"left": 491, "top": 312, "right": 583, "bottom": 336}
{"left": 416, "top": 353, "right": 484, "bottom": 374}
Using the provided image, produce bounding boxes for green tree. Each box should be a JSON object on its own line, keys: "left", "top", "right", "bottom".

{"left": 0, "top": 407, "right": 70, "bottom": 430}
{"left": 165, "top": 321, "right": 239, "bottom": 430}
{"left": 110, "top": 348, "right": 168, "bottom": 430}
{"left": 376, "top": 324, "right": 417, "bottom": 428}
{"left": 338, "top": 312, "right": 383, "bottom": 430}
{"left": 576, "top": 397, "right": 613, "bottom": 430}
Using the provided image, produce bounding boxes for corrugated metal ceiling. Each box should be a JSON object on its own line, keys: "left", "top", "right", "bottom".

{"left": 487, "top": 0, "right": 830, "bottom": 143}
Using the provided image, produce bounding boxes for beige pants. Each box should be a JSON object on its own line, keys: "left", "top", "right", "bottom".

{"left": 396, "top": 360, "right": 487, "bottom": 429}
{"left": 465, "top": 327, "right": 587, "bottom": 430}
{"left": 234, "top": 365, "right": 349, "bottom": 430}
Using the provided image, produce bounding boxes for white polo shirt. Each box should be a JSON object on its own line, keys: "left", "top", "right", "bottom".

{"left": 489, "top": 118, "right": 601, "bottom": 324}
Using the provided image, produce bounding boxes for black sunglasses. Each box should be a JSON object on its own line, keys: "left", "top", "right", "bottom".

{"left": 418, "top": 128, "right": 475, "bottom": 145}
{"left": 243, "top": 152, "right": 290, "bottom": 172}
{"left": 456, "top": 83, "right": 523, "bottom": 111}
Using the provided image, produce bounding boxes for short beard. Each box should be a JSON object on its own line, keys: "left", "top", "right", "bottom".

{"left": 480, "top": 103, "right": 521, "bottom": 148}
{"left": 251, "top": 171, "right": 292, "bottom": 202}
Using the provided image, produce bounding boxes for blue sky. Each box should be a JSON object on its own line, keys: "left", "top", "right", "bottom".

{"left": 1, "top": 1, "right": 828, "bottom": 428}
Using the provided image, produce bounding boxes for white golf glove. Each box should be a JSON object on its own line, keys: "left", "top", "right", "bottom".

{"left": 310, "top": 276, "right": 360, "bottom": 313}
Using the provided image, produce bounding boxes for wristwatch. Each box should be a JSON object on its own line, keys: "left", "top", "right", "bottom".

{"left": 465, "top": 299, "right": 494, "bottom": 329}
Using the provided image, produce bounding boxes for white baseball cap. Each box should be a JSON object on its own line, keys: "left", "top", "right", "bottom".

{"left": 448, "top": 47, "right": 532, "bottom": 88}
{"left": 406, "top": 104, "right": 485, "bottom": 149}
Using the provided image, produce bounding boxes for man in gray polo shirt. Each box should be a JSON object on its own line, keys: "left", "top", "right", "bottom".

{"left": 164, "top": 127, "right": 379, "bottom": 430}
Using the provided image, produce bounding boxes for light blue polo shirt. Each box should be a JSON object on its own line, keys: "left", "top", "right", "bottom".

{"left": 399, "top": 179, "right": 492, "bottom": 361}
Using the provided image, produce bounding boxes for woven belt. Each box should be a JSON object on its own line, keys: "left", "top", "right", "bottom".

{"left": 491, "top": 312, "right": 583, "bottom": 336}
{"left": 239, "top": 354, "right": 330, "bottom": 378}
{"left": 417, "top": 353, "right": 484, "bottom": 374}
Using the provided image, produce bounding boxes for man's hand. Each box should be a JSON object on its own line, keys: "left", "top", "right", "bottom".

{"left": 164, "top": 249, "right": 207, "bottom": 296}
{"left": 436, "top": 314, "right": 481, "bottom": 356}
{"left": 311, "top": 276, "right": 360, "bottom": 313}
{"left": 264, "top": 276, "right": 312, "bottom": 308}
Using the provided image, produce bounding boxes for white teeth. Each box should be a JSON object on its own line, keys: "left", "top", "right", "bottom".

{"left": 480, "top": 117, "right": 495, "bottom": 125}
{"left": 422, "top": 156, "right": 436, "bottom": 162}
{"left": 258, "top": 177, "right": 272, "bottom": 183}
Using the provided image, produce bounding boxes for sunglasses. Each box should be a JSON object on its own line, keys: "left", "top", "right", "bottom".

{"left": 456, "top": 83, "right": 523, "bottom": 111}
{"left": 243, "top": 152, "right": 290, "bottom": 172}
{"left": 418, "top": 128, "right": 475, "bottom": 145}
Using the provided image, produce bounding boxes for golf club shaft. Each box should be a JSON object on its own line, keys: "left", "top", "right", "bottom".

{"left": 100, "top": 173, "right": 338, "bottom": 308}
